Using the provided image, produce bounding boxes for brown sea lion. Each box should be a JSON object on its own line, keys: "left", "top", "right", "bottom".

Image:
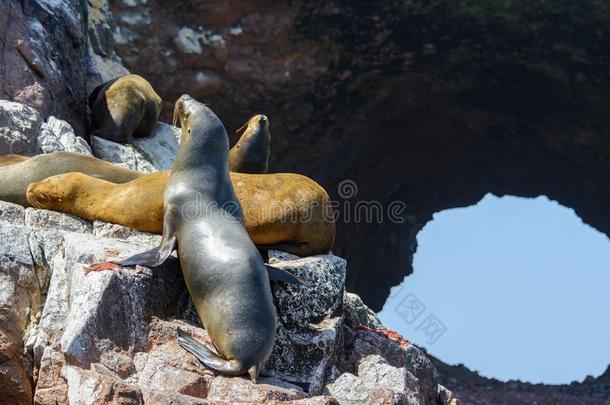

{"left": 229, "top": 114, "right": 270, "bottom": 174}
{"left": 0, "top": 151, "right": 143, "bottom": 206}
{"left": 27, "top": 169, "right": 335, "bottom": 256}
{"left": 0, "top": 154, "right": 30, "bottom": 167}
{"left": 89, "top": 74, "right": 162, "bottom": 142}
{"left": 89, "top": 95, "right": 303, "bottom": 381}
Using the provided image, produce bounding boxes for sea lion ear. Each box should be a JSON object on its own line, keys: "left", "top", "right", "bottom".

{"left": 265, "top": 264, "right": 309, "bottom": 286}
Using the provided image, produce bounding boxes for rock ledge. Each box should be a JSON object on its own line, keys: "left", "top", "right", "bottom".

{"left": 0, "top": 200, "right": 455, "bottom": 404}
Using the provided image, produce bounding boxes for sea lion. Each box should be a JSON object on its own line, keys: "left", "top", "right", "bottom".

{"left": 229, "top": 114, "right": 270, "bottom": 173}
{"left": 0, "top": 154, "right": 30, "bottom": 167}
{"left": 27, "top": 169, "right": 335, "bottom": 256}
{"left": 0, "top": 151, "right": 143, "bottom": 206}
{"left": 89, "top": 74, "right": 162, "bottom": 142}
{"left": 90, "top": 94, "right": 302, "bottom": 381}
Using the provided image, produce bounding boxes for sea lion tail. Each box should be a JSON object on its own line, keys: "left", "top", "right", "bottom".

{"left": 177, "top": 329, "right": 250, "bottom": 378}
{"left": 111, "top": 223, "right": 176, "bottom": 267}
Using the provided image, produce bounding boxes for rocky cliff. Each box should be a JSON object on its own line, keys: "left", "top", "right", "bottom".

{"left": 0, "top": 197, "right": 454, "bottom": 404}
{"left": 98, "top": 0, "right": 610, "bottom": 312}
{"left": 2, "top": 0, "right": 610, "bottom": 403}
{"left": 6, "top": 0, "right": 610, "bottom": 312}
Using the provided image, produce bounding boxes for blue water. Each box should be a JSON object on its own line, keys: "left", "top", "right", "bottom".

{"left": 378, "top": 194, "right": 610, "bottom": 384}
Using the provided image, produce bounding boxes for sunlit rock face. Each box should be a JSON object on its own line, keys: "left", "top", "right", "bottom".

{"left": 104, "top": 0, "right": 610, "bottom": 312}
{"left": 0, "top": 200, "right": 445, "bottom": 404}
{"left": 91, "top": 122, "right": 180, "bottom": 172}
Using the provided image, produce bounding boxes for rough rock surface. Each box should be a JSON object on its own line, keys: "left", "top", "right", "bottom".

{"left": 92, "top": 122, "right": 180, "bottom": 172}
{"left": 0, "top": 200, "right": 447, "bottom": 404}
{"left": 0, "top": 100, "right": 41, "bottom": 154}
{"left": 432, "top": 358, "right": 610, "bottom": 405}
{"left": 3, "top": 1, "right": 610, "bottom": 403}
{"left": 37, "top": 116, "right": 92, "bottom": 155}
{"left": 0, "top": 0, "right": 90, "bottom": 136}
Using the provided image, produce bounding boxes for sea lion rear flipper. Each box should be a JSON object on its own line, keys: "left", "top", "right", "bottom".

{"left": 112, "top": 208, "right": 177, "bottom": 267}
{"left": 177, "top": 329, "right": 250, "bottom": 377}
{"left": 265, "top": 264, "right": 309, "bottom": 286}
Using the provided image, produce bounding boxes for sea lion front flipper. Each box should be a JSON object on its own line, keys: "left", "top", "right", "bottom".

{"left": 265, "top": 264, "right": 308, "bottom": 286}
{"left": 112, "top": 245, "right": 174, "bottom": 267}
{"left": 112, "top": 208, "right": 177, "bottom": 267}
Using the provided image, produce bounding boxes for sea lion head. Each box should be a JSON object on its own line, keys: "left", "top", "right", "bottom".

{"left": 26, "top": 173, "right": 81, "bottom": 211}
{"left": 229, "top": 114, "right": 271, "bottom": 173}
{"left": 173, "top": 95, "right": 211, "bottom": 140}
{"left": 173, "top": 94, "right": 229, "bottom": 160}
{"left": 89, "top": 75, "right": 162, "bottom": 143}
{"left": 238, "top": 114, "right": 269, "bottom": 138}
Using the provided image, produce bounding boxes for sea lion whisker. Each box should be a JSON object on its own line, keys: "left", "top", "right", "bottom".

{"left": 235, "top": 121, "right": 248, "bottom": 135}
{"left": 172, "top": 101, "right": 179, "bottom": 128}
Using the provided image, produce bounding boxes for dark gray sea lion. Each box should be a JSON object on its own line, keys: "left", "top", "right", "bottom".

{"left": 89, "top": 74, "right": 162, "bottom": 142}
{"left": 88, "top": 95, "right": 302, "bottom": 381}
{"left": 229, "top": 114, "right": 270, "bottom": 173}
{"left": 0, "top": 151, "right": 142, "bottom": 206}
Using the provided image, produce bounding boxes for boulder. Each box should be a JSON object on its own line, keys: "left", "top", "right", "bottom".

{"left": 265, "top": 251, "right": 346, "bottom": 394}
{"left": 92, "top": 122, "right": 180, "bottom": 172}
{"left": 0, "top": 208, "right": 37, "bottom": 404}
{"left": 325, "top": 372, "right": 417, "bottom": 405}
{"left": 343, "top": 292, "right": 384, "bottom": 330}
{"left": 37, "top": 116, "right": 92, "bottom": 155}
{"left": 130, "top": 122, "right": 181, "bottom": 170}
{"left": 91, "top": 135, "right": 156, "bottom": 172}
{"left": 340, "top": 327, "right": 440, "bottom": 405}
{"left": 0, "top": 101, "right": 41, "bottom": 154}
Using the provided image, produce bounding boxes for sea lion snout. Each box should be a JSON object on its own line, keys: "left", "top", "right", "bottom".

{"left": 26, "top": 183, "right": 50, "bottom": 209}
{"left": 250, "top": 114, "right": 268, "bottom": 129}
{"left": 174, "top": 94, "right": 199, "bottom": 127}
{"left": 177, "top": 94, "right": 195, "bottom": 106}
{"left": 176, "top": 94, "right": 196, "bottom": 112}
{"left": 27, "top": 173, "right": 84, "bottom": 210}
